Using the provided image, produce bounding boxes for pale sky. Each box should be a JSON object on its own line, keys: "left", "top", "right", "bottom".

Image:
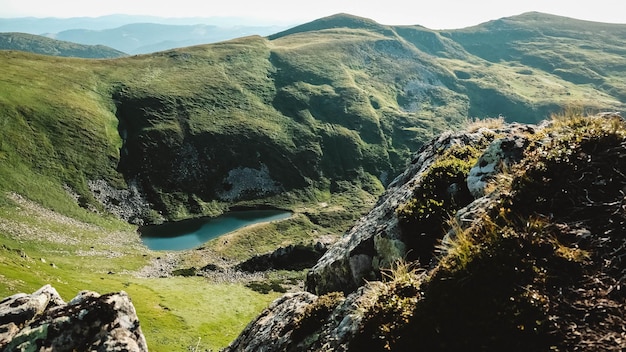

{"left": 1, "top": 0, "right": 625, "bottom": 29}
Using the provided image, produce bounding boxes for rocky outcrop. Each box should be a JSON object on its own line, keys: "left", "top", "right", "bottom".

{"left": 305, "top": 131, "right": 467, "bottom": 294}
{"left": 223, "top": 292, "right": 318, "bottom": 352}
{"left": 466, "top": 127, "right": 534, "bottom": 197}
{"left": 218, "top": 165, "right": 284, "bottom": 202}
{"left": 227, "top": 114, "right": 626, "bottom": 351}
{"left": 225, "top": 283, "right": 384, "bottom": 352}
{"left": 237, "top": 241, "right": 330, "bottom": 272}
{"left": 0, "top": 285, "right": 147, "bottom": 351}
{"left": 306, "top": 123, "right": 538, "bottom": 295}
{"left": 88, "top": 179, "right": 155, "bottom": 225}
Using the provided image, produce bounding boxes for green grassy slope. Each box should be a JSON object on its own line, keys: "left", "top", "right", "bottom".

{"left": 0, "top": 32, "right": 127, "bottom": 58}
{"left": 0, "top": 192, "right": 282, "bottom": 351}
{"left": 2, "top": 13, "right": 625, "bottom": 223}
{"left": 0, "top": 51, "right": 124, "bottom": 216}
{"left": 442, "top": 12, "right": 626, "bottom": 119}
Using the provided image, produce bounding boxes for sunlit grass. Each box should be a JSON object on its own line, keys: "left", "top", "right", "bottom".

{"left": 0, "top": 200, "right": 280, "bottom": 352}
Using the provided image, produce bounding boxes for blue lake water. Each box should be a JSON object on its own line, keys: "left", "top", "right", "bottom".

{"left": 139, "top": 209, "right": 292, "bottom": 251}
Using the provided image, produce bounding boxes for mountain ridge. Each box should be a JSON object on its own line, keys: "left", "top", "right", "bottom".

{"left": 1, "top": 11, "right": 625, "bottom": 225}
{"left": 0, "top": 32, "right": 126, "bottom": 58}
{"left": 0, "top": 15, "right": 292, "bottom": 54}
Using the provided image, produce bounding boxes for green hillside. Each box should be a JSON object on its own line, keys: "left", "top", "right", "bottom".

{"left": 4, "top": 12, "right": 624, "bottom": 224}
{"left": 0, "top": 32, "right": 126, "bottom": 58}
{"left": 0, "top": 12, "right": 625, "bottom": 351}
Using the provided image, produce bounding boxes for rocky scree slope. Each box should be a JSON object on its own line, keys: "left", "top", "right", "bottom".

{"left": 226, "top": 113, "right": 626, "bottom": 351}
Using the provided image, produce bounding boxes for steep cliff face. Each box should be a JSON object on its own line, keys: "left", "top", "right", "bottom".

{"left": 227, "top": 113, "right": 626, "bottom": 351}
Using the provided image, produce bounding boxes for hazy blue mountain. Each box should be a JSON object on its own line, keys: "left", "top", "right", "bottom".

{"left": 0, "top": 14, "right": 296, "bottom": 33}
{"left": 48, "top": 23, "right": 290, "bottom": 54}
{"left": 0, "top": 15, "right": 295, "bottom": 54}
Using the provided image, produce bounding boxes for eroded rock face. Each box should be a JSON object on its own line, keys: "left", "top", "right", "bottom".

{"left": 466, "top": 125, "right": 535, "bottom": 197}
{"left": 223, "top": 292, "right": 318, "bottom": 352}
{"left": 88, "top": 179, "right": 154, "bottom": 225}
{"left": 0, "top": 285, "right": 147, "bottom": 352}
{"left": 306, "top": 124, "right": 538, "bottom": 295}
{"left": 225, "top": 283, "right": 384, "bottom": 352}
{"left": 305, "top": 130, "right": 491, "bottom": 295}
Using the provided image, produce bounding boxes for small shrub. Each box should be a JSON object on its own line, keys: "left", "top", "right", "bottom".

{"left": 465, "top": 115, "right": 506, "bottom": 132}
{"left": 172, "top": 267, "right": 197, "bottom": 277}
{"left": 246, "top": 279, "right": 288, "bottom": 294}
{"left": 352, "top": 262, "right": 423, "bottom": 351}
{"left": 510, "top": 114, "right": 626, "bottom": 228}
{"left": 397, "top": 143, "right": 486, "bottom": 264}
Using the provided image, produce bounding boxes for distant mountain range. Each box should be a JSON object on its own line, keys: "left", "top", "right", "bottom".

{"left": 0, "top": 15, "right": 294, "bottom": 54}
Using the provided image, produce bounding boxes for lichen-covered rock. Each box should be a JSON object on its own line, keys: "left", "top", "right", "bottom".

{"left": 225, "top": 282, "right": 385, "bottom": 352}
{"left": 466, "top": 125, "right": 535, "bottom": 197}
{"left": 0, "top": 285, "right": 147, "bottom": 352}
{"left": 305, "top": 130, "right": 492, "bottom": 295}
{"left": 223, "top": 292, "right": 318, "bottom": 352}
{"left": 306, "top": 122, "right": 540, "bottom": 295}
{"left": 0, "top": 285, "right": 65, "bottom": 328}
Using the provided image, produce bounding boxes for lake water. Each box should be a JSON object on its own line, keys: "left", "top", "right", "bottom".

{"left": 139, "top": 209, "right": 292, "bottom": 251}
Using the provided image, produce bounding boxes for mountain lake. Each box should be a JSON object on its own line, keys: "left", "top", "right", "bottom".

{"left": 139, "top": 209, "right": 292, "bottom": 250}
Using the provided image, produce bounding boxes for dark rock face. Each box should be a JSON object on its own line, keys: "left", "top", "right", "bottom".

{"left": 237, "top": 242, "right": 329, "bottom": 272}
{"left": 0, "top": 285, "right": 147, "bottom": 351}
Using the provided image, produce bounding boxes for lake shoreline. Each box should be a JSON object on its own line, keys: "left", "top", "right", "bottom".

{"left": 139, "top": 209, "right": 293, "bottom": 251}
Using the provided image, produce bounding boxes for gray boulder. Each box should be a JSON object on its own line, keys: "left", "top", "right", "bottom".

{"left": 225, "top": 282, "right": 384, "bottom": 352}
{"left": 0, "top": 285, "right": 147, "bottom": 352}
{"left": 467, "top": 124, "right": 535, "bottom": 198}
{"left": 224, "top": 292, "right": 318, "bottom": 352}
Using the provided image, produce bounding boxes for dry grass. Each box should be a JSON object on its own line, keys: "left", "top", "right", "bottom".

{"left": 464, "top": 115, "right": 506, "bottom": 132}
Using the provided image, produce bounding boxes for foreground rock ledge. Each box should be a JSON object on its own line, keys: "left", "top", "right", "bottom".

{"left": 0, "top": 284, "right": 147, "bottom": 351}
